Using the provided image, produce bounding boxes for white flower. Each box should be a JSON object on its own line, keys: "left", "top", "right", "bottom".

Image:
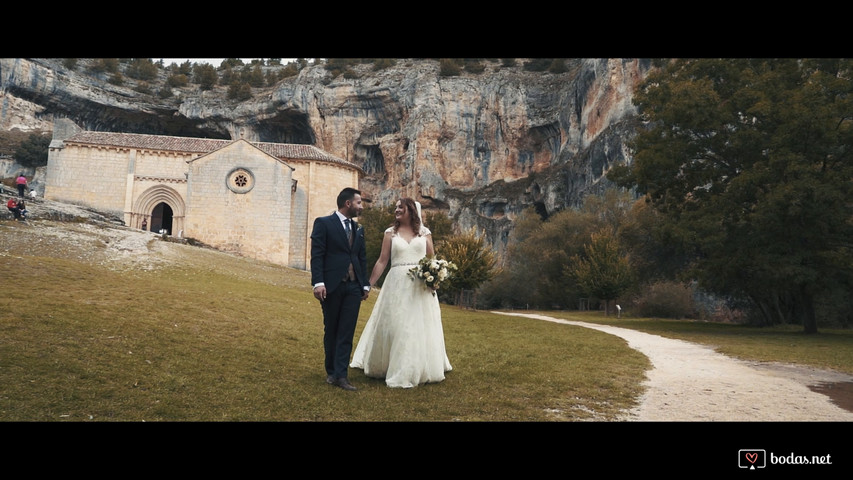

{"left": 409, "top": 255, "right": 457, "bottom": 296}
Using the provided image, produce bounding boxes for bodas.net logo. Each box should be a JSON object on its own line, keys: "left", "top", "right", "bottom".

{"left": 739, "top": 449, "right": 766, "bottom": 469}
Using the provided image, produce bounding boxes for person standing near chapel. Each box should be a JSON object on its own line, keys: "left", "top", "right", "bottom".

{"left": 16, "top": 173, "right": 28, "bottom": 198}
{"left": 310, "top": 187, "right": 371, "bottom": 391}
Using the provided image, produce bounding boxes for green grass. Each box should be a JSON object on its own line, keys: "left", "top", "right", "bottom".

{"left": 2, "top": 220, "right": 852, "bottom": 422}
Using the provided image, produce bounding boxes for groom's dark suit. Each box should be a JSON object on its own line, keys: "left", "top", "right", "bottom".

{"left": 310, "top": 212, "right": 369, "bottom": 382}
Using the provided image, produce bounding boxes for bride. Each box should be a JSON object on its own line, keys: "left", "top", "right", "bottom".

{"left": 350, "top": 198, "right": 452, "bottom": 388}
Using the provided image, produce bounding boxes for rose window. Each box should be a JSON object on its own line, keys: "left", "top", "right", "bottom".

{"left": 227, "top": 168, "right": 255, "bottom": 193}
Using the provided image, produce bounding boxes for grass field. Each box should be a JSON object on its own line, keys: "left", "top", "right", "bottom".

{"left": 2, "top": 219, "right": 852, "bottom": 423}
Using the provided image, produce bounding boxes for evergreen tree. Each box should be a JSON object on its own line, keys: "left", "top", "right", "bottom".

{"left": 14, "top": 133, "right": 51, "bottom": 168}
{"left": 193, "top": 63, "right": 218, "bottom": 90}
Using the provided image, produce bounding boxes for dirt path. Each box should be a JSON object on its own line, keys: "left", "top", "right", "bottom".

{"left": 495, "top": 312, "right": 853, "bottom": 421}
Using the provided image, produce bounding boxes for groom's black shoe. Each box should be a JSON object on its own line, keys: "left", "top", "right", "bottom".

{"left": 334, "top": 378, "right": 357, "bottom": 391}
{"left": 326, "top": 375, "right": 335, "bottom": 384}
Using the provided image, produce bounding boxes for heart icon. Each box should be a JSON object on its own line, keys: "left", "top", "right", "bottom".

{"left": 745, "top": 452, "right": 758, "bottom": 464}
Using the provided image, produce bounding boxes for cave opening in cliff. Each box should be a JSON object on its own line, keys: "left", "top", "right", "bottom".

{"left": 354, "top": 144, "right": 386, "bottom": 176}
{"left": 533, "top": 201, "right": 549, "bottom": 220}
{"left": 255, "top": 110, "right": 315, "bottom": 144}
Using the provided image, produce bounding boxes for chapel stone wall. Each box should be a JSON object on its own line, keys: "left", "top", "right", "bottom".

{"left": 45, "top": 144, "right": 130, "bottom": 217}
{"left": 135, "top": 150, "right": 194, "bottom": 178}
{"left": 291, "top": 159, "right": 362, "bottom": 270}
{"left": 185, "top": 141, "right": 292, "bottom": 266}
{"left": 45, "top": 132, "right": 362, "bottom": 271}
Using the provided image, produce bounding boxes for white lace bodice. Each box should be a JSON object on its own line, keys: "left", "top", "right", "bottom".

{"left": 387, "top": 226, "right": 431, "bottom": 267}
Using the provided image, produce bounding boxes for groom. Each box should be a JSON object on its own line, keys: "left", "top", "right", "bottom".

{"left": 310, "top": 187, "right": 371, "bottom": 391}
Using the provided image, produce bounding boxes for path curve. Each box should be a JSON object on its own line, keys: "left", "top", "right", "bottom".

{"left": 495, "top": 312, "right": 853, "bottom": 421}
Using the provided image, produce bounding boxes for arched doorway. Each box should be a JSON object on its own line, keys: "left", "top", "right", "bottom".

{"left": 151, "top": 202, "right": 174, "bottom": 234}
{"left": 132, "top": 185, "right": 186, "bottom": 236}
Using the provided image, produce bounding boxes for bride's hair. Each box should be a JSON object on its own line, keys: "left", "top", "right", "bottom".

{"left": 393, "top": 197, "right": 423, "bottom": 235}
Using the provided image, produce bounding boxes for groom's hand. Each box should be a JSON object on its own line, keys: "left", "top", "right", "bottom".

{"left": 313, "top": 285, "right": 327, "bottom": 302}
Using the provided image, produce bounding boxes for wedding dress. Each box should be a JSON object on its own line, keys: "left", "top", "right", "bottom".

{"left": 350, "top": 226, "right": 452, "bottom": 388}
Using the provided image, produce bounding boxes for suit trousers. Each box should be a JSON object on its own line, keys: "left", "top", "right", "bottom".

{"left": 321, "top": 279, "right": 362, "bottom": 379}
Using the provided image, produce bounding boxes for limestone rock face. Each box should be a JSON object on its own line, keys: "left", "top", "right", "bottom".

{"left": 0, "top": 58, "right": 651, "bottom": 257}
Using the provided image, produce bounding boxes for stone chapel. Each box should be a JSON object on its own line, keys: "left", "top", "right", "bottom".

{"left": 44, "top": 120, "right": 363, "bottom": 270}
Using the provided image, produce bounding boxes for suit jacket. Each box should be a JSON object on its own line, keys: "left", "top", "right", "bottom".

{"left": 310, "top": 213, "right": 368, "bottom": 294}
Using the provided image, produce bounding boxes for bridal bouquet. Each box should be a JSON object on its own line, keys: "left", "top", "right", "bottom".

{"left": 409, "top": 255, "right": 458, "bottom": 295}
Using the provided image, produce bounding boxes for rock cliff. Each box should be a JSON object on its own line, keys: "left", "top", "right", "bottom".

{"left": 0, "top": 58, "right": 651, "bottom": 257}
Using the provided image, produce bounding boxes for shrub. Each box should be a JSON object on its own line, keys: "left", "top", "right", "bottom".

{"left": 439, "top": 59, "right": 462, "bottom": 77}
{"left": 193, "top": 64, "right": 218, "bottom": 90}
{"left": 548, "top": 59, "right": 568, "bottom": 73}
{"left": 631, "top": 281, "right": 696, "bottom": 319}
{"left": 166, "top": 74, "right": 189, "bottom": 88}
{"left": 372, "top": 58, "right": 397, "bottom": 71}
{"left": 126, "top": 58, "right": 158, "bottom": 81}
{"left": 463, "top": 59, "right": 485, "bottom": 74}
{"left": 228, "top": 83, "right": 253, "bottom": 101}
{"left": 523, "top": 59, "right": 552, "bottom": 72}
{"left": 13, "top": 133, "right": 51, "bottom": 168}
{"left": 133, "top": 83, "right": 153, "bottom": 95}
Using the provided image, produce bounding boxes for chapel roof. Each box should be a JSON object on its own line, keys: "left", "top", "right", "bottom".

{"left": 62, "top": 131, "right": 360, "bottom": 170}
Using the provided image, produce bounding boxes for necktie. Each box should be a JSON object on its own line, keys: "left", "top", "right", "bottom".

{"left": 345, "top": 219, "right": 356, "bottom": 281}
{"left": 345, "top": 219, "right": 353, "bottom": 245}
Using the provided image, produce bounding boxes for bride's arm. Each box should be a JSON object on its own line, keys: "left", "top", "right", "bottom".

{"left": 425, "top": 232, "right": 435, "bottom": 257}
{"left": 368, "top": 231, "right": 392, "bottom": 286}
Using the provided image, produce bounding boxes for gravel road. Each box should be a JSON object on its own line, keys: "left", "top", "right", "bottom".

{"left": 496, "top": 312, "right": 853, "bottom": 422}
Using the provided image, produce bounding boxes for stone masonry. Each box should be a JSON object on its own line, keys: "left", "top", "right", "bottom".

{"left": 45, "top": 124, "right": 362, "bottom": 270}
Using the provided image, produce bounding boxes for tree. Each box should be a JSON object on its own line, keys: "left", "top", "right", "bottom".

{"left": 220, "top": 58, "right": 245, "bottom": 69}
{"left": 423, "top": 210, "right": 453, "bottom": 244}
{"left": 568, "top": 229, "right": 634, "bottom": 316}
{"left": 14, "top": 133, "right": 51, "bottom": 168}
{"left": 478, "top": 206, "right": 544, "bottom": 308}
{"left": 96, "top": 58, "right": 119, "bottom": 73}
{"left": 358, "top": 203, "right": 396, "bottom": 287}
{"left": 479, "top": 189, "right": 643, "bottom": 310}
{"left": 488, "top": 204, "right": 599, "bottom": 309}
{"left": 548, "top": 59, "right": 568, "bottom": 74}
{"left": 166, "top": 73, "right": 189, "bottom": 88}
{"left": 192, "top": 63, "right": 218, "bottom": 90}
{"left": 246, "top": 65, "right": 265, "bottom": 88}
{"left": 177, "top": 61, "right": 193, "bottom": 76}
{"left": 438, "top": 228, "right": 498, "bottom": 304}
{"left": 618, "top": 197, "right": 692, "bottom": 285}
{"left": 439, "top": 59, "right": 461, "bottom": 77}
{"left": 227, "top": 83, "right": 252, "bottom": 101}
{"left": 108, "top": 72, "right": 124, "bottom": 86}
{"left": 126, "top": 58, "right": 157, "bottom": 81}
{"left": 609, "top": 58, "right": 853, "bottom": 333}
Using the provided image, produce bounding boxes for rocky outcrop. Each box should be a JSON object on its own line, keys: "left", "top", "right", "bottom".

{"left": 0, "top": 58, "right": 651, "bottom": 257}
